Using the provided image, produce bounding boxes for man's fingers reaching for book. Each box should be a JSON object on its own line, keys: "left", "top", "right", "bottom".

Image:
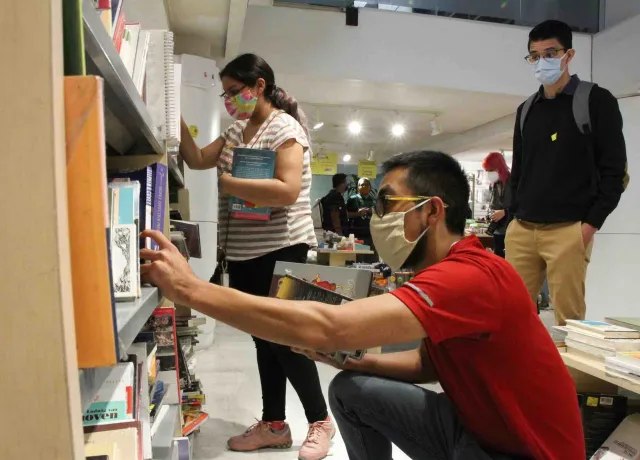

{"left": 140, "top": 229, "right": 175, "bottom": 251}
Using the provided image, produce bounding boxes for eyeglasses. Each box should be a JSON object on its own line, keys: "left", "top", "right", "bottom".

{"left": 524, "top": 48, "right": 566, "bottom": 64}
{"left": 375, "top": 195, "right": 447, "bottom": 218}
{"left": 220, "top": 85, "right": 247, "bottom": 100}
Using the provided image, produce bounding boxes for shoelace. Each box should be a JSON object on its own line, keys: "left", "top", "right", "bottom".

{"left": 304, "top": 422, "right": 327, "bottom": 445}
{"left": 243, "top": 419, "right": 268, "bottom": 436}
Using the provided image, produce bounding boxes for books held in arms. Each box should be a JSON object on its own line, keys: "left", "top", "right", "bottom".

{"left": 229, "top": 148, "right": 276, "bottom": 221}
{"left": 273, "top": 274, "right": 366, "bottom": 364}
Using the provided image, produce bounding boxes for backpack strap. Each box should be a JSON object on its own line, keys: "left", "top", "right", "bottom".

{"left": 519, "top": 92, "right": 540, "bottom": 138}
{"left": 573, "top": 81, "right": 595, "bottom": 135}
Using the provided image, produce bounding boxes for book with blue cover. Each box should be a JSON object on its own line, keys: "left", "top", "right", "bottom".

{"left": 229, "top": 148, "right": 276, "bottom": 221}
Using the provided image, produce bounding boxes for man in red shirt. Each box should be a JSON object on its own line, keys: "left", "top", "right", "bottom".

{"left": 141, "top": 151, "right": 584, "bottom": 459}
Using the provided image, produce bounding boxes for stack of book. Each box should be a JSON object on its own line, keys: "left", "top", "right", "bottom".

{"left": 176, "top": 313, "right": 210, "bottom": 435}
{"left": 554, "top": 320, "right": 640, "bottom": 362}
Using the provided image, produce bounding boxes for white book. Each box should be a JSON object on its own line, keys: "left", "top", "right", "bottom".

{"left": 170, "top": 61, "right": 182, "bottom": 146}
{"left": 111, "top": 223, "right": 138, "bottom": 300}
{"left": 590, "top": 413, "right": 640, "bottom": 459}
{"left": 83, "top": 362, "right": 135, "bottom": 426}
{"left": 132, "top": 30, "right": 150, "bottom": 97}
{"left": 119, "top": 23, "right": 141, "bottom": 77}
{"left": 566, "top": 338, "right": 616, "bottom": 360}
{"left": 145, "top": 30, "right": 177, "bottom": 145}
{"left": 555, "top": 326, "right": 640, "bottom": 352}
{"left": 565, "top": 320, "right": 640, "bottom": 339}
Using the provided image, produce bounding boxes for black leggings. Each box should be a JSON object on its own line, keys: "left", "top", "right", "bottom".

{"left": 493, "top": 234, "right": 506, "bottom": 258}
{"left": 226, "top": 244, "right": 328, "bottom": 423}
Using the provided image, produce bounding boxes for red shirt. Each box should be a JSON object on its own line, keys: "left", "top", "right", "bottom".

{"left": 391, "top": 235, "right": 584, "bottom": 460}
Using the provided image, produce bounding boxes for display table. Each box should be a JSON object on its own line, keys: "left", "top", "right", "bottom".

{"left": 561, "top": 352, "right": 639, "bottom": 394}
{"left": 315, "top": 249, "right": 375, "bottom": 267}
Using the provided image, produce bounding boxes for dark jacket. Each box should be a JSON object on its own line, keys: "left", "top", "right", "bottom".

{"left": 489, "top": 179, "right": 511, "bottom": 235}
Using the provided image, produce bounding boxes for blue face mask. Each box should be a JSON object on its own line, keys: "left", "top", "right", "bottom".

{"left": 532, "top": 55, "right": 568, "bottom": 86}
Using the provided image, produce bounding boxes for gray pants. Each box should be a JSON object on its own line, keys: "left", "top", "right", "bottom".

{"left": 329, "top": 371, "right": 520, "bottom": 460}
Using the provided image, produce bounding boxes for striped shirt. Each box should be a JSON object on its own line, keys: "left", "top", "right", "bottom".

{"left": 218, "top": 110, "right": 317, "bottom": 261}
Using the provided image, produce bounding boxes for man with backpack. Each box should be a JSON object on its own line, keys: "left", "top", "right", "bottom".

{"left": 506, "top": 20, "right": 628, "bottom": 326}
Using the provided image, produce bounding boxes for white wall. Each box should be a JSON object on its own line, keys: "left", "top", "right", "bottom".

{"left": 602, "top": 0, "right": 640, "bottom": 29}
{"left": 240, "top": 6, "right": 592, "bottom": 97}
{"left": 122, "top": 0, "right": 170, "bottom": 29}
{"left": 593, "top": 14, "right": 640, "bottom": 97}
{"left": 586, "top": 96, "right": 640, "bottom": 320}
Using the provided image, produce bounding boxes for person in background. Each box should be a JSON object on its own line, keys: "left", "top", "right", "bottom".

{"left": 141, "top": 151, "right": 585, "bottom": 460}
{"left": 482, "top": 152, "right": 511, "bottom": 258}
{"left": 178, "top": 53, "right": 335, "bottom": 458}
{"left": 507, "top": 20, "right": 627, "bottom": 325}
{"left": 346, "top": 177, "right": 377, "bottom": 262}
{"left": 321, "top": 173, "right": 348, "bottom": 235}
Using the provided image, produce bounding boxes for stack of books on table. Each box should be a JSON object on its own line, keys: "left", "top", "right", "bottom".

{"left": 554, "top": 320, "right": 640, "bottom": 361}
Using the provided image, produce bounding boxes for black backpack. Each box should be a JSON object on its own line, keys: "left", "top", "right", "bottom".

{"left": 519, "top": 81, "right": 629, "bottom": 190}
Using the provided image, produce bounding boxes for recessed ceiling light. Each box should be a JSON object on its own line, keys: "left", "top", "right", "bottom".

{"left": 391, "top": 123, "right": 405, "bottom": 137}
{"left": 343, "top": 154, "right": 352, "bottom": 162}
{"left": 313, "top": 121, "right": 324, "bottom": 130}
{"left": 348, "top": 121, "right": 362, "bottom": 135}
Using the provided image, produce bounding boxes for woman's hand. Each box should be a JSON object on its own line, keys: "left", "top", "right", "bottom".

{"left": 491, "top": 209, "right": 506, "bottom": 222}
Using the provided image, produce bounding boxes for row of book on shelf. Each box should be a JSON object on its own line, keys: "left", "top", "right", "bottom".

{"left": 84, "top": 304, "right": 209, "bottom": 460}
{"left": 90, "top": 0, "right": 180, "bottom": 148}
{"left": 554, "top": 319, "right": 640, "bottom": 459}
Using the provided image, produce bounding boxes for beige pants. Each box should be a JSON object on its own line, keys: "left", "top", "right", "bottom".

{"left": 505, "top": 220, "right": 593, "bottom": 325}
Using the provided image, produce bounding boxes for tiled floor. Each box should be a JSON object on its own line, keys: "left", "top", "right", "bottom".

{"left": 192, "top": 310, "right": 556, "bottom": 460}
{"left": 191, "top": 323, "right": 418, "bottom": 460}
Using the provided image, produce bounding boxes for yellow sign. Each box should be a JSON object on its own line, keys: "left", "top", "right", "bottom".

{"left": 189, "top": 125, "right": 199, "bottom": 139}
{"left": 311, "top": 152, "right": 338, "bottom": 175}
{"left": 551, "top": 132, "right": 557, "bottom": 142}
{"left": 358, "top": 160, "right": 377, "bottom": 178}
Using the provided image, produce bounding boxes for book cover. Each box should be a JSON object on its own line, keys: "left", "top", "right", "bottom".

{"left": 119, "top": 23, "right": 140, "bottom": 77}
{"left": 565, "top": 320, "right": 640, "bottom": 339}
{"left": 132, "top": 30, "right": 150, "bottom": 96}
{"left": 152, "top": 163, "right": 168, "bottom": 249}
{"left": 170, "top": 220, "right": 202, "bottom": 258}
{"left": 110, "top": 167, "right": 153, "bottom": 250}
{"left": 270, "top": 261, "right": 373, "bottom": 300}
{"left": 83, "top": 362, "right": 134, "bottom": 426}
{"left": 112, "top": 9, "right": 126, "bottom": 52}
{"left": 590, "top": 413, "right": 640, "bottom": 459}
{"left": 229, "top": 148, "right": 276, "bottom": 221}
{"left": 84, "top": 425, "right": 139, "bottom": 460}
{"left": 274, "top": 275, "right": 366, "bottom": 362}
{"left": 606, "top": 318, "right": 640, "bottom": 333}
{"left": 110, "top": 223, "right": 137, "bottom": 300}
{"left": 64, "top": 76, "right": 118, "bottom": 368}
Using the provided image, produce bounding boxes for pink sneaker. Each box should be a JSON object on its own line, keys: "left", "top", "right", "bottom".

{"left": 227, "top": 421, "right": 293, "bottom": 452}
{"left": 298, "top": 419, "right": 337, "bottom": 460}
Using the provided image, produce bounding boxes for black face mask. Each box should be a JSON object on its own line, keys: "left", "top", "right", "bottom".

{"left": 401, "top": 229, "right": 428, "bottom": 270}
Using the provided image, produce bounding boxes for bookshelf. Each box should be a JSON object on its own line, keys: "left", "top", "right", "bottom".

{"left": 151, "top": 404, "right": 182, "bottom": 459}
{"left": 0, "top": 1, "right": 186, "bottom": 458}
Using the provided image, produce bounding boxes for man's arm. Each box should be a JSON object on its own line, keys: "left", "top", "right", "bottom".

{"left": 139, "top": 230, "right": 427, "bottom": 351}
{"left": 509, "top": 106, "right": 523, "bottom": 216}
{"left": 584, "top": 89, "right": 627, "bottom": 229}
{"left": 330, "top": 209, "right": 343, "bottom": 235}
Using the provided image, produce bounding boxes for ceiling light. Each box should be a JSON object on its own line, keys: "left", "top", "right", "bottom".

{"left": 348, "top": 121, "right": 362, "bottom": 135}
{"left": 430, "top": 120, "right": 442, "bottom": 136}
{"left": 313, "top": 121, "right": 324, "bottom": 130}
{"left": 343, "top": 154, "right": 352, "bottom": 162}
{"left": 391, "top": 123, "right": 405, "bottom": 137}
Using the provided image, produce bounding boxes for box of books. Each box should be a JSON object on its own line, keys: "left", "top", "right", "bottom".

{"left": 270, "top": 262, "right": 373, "bottom": 300}
{"left": 273, "top": 274, "right": 366, "bottom": 363}
{"left": 578, "top": 393, "right": 628, "bottom": 458}
{"left": 229, "top": 148, "right": 276, "bottom": 221}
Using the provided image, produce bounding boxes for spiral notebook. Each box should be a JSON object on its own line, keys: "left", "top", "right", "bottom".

{"left": 146, "top": 30, "right": 180, "bottom": 147}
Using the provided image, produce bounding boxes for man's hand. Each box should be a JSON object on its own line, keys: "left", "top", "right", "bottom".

{"left": 358, "top": 207, "right": 371, "bottom": 217}
{"left": 581, "top": 223, "right": 597, "bottom": 247}
{"left": 140, "top": 230, "right": 200, "bottom": 305}
{"left": 291, "top": 348, "right": 348, "bottom": 370}
{"left": 491, "top": 209, "right": 506, "bottom": 222}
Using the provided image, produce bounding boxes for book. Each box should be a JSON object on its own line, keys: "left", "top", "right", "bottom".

{"left": 170, "top": 220, "right": 201, "bottom": 258}
{"left": 566, "top": 338, "right": 616, "bottom": 360}
{"left": 145, "top": 30, "right": 177, "bottom": 144}
{"left": 64, "top": 77, "right": 118, "bottom": 368}
{"left": 606, "top": 318, "right": 640, "bottom": 332}
{"left": 84, "top": 424, "right": 140, "bottom": 460}
{"left": 270, "top": 261, "right": 373, "bottom": 300}
{"left": 229, "top": 148, "right": 276, "bottom": 221}
{"left": 607, "top": 352, "right": 640, "bottom": 373}
{"left": 132, "top": 30, "right": 150, "bottom": 96}
{"left": 152, "top": 163, "right": 168, "bottom": 249}
{"left": 578, "top": 393, "right": 628, "bottom": 458}
{"left": 119, "top": 23, "right": 140, "bottom": 77}
{"left": 111, "top": 0, "right": 126, "bottom": 51}
{"left": 110, "top": 166, "right": 154, "bottom": 250}
{"left": 182, "top": 409, "right": 209, "bottom": 436}
{"left": 127, "top": 343, "right": 152, "bottom": 459}
{"left": 554, "top": 326, "right": 640, "bottom": 352}
{"left": 83, "top": 362, "right": 134, "bottom": 426}
{"left": 565, "top": 320, "right": 640, "bottom": 339}
{"left": 274, "top": 275, "right": 366, "bottom": 363}
{"left": 84, "top": 442, "right": 119, "bottom": 459}
{"left": 590, "top": 413, "right": 640, "bottom": 459}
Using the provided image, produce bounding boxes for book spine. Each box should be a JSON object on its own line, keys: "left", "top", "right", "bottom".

{"left": 144, "top": 166, "right": 153, "bottom": 249}
{"left": 112, "top": 11, "right": 126, "bottom": 51}
{"left": 164, "top": 32, "right": 177, "bottom": 144}
{"left": 152, "top": 163, "right": 168, "bottom": 249}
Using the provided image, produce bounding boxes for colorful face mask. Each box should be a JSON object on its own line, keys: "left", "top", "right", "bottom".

{"left": 224, "top": 89, "right": 258, "bottom": 120}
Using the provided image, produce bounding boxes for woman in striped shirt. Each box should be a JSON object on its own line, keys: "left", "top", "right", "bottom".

{"left": 179, "top": 54, "right": 334, "bottom": 458}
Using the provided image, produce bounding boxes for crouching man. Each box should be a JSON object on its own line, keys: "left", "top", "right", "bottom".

{"left": 141, "top": 151, "right": 584, "bottom": 460}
